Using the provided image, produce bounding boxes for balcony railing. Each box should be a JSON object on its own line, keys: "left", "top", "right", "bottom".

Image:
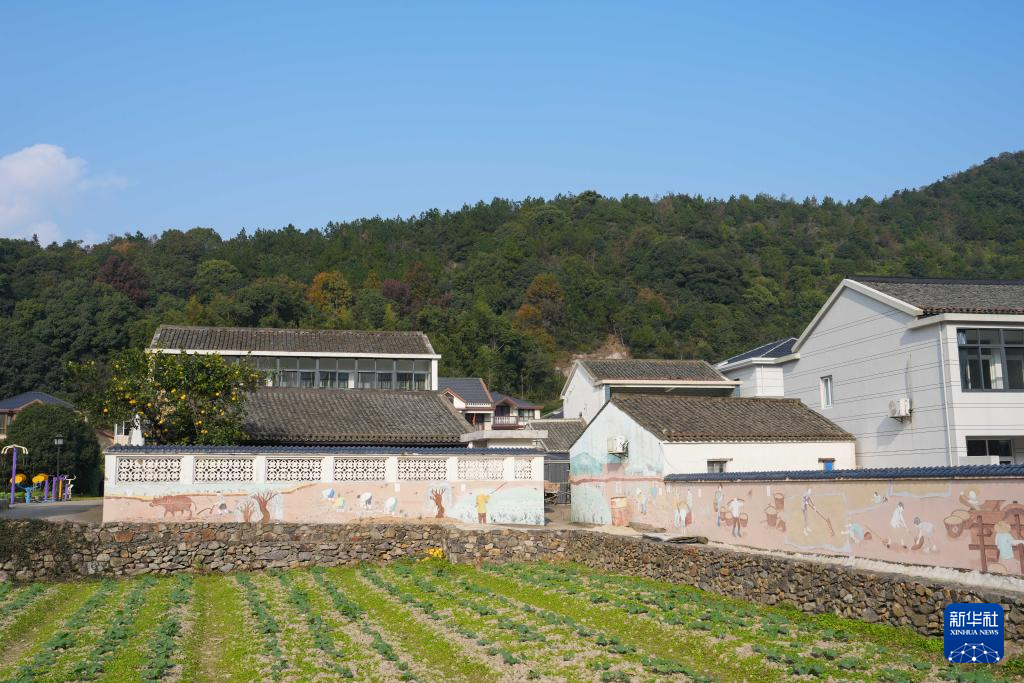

{"left": 491, "top": 415, "right": 523, "bottom": 429}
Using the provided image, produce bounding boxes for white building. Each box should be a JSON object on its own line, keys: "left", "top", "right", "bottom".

{"left": 718, "top": 276, "right": 1024, "bottom": 468}
{"left": 149, "top": 325, "right": 440, "bottom": 391}
{"left": 560, "top": 359, "right": 738, "bottom": 424}
{"left": 569, "top": 394, "right": 855, "bottom": 524}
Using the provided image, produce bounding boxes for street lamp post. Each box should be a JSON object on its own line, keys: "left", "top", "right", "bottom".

{"left": 53, "top": 436, "right": 64, "bottom": 502}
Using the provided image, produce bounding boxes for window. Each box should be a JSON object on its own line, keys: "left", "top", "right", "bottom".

{"left": 414, "top": 360, "right": 431, "bottom": 390}
{"left": 357, "top": 372, "right": 376, "bottom": 389}
{"left": 707, "top": 460, "right": 727, "bottom": 473}
{"left": 397, "top": 372, "right": 413, "bottom": 390}
{"left": 819, "top": 459, "right": 835, "bottom": 471}
{"left": 257, "top": 357, "right": 278, "bottom": 385}
{"left": 377, "top": 372, "right": 393, "bottom": 390}
{"left": 958, "top": 328, "right": 1024, "bottom": 391}
{"left": 732, "top": 378, "right": 741, "bottom": 398}
{"left": 967, "top": 438, "right": 1013, "bottom": 463}
{"left": 0, "top": 413, "right": 8, "bottom": 435}
{"left": 820, "top": 376, "right": 834, "bottom": 408}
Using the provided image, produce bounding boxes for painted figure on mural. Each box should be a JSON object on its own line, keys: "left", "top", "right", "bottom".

{"left": 993, "top": 521, "right": 1024, "bottom": 564}
{"left": 674, "top": 499, "right": 688, "bottom": 529}
{"left": 888, "top": 501, "right": 907, "bottom": 547}
{"left": 634, "top": 487, "right": 649, "bottom": 515}
{"left": 801, "top": 488, "right": 812, "bottom": 536}
{"left": 714, "top": 485, "right": 724, "bottom": 527}
{"left": 843, "top": 521, "right": 867, "bottom": 545}
{"left": 912, "top": 517, "right": 937, "bottom": 552}
{"left": 872, "top": 491, "right": 888, "bottom": 505}
{"left": 476, "top": 492, "right": 490, "bottom": 523}
{"left": 960, "top": 489, "right": 983, "bottom": 510}
{"left": 728, "top": 497, "right": 745, "bottom": 537}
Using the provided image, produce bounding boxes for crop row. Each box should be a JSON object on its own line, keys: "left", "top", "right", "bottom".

{"left": 482, "top": 563, "right": 1011, "bottom": 683}
{"left": 2, "top": 580, "right": 118, "bottom": 683}
{"left": 378, "top": 561, "right": 707, "bottom": 682}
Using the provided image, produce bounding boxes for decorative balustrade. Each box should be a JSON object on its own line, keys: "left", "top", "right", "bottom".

{"left": 397, "top": 457, "right": 448, "bottom": 481}
{"left": 457, "top": 457, "right": 504, "bottom": 480}
{"left": 109, "top": 453, "right": 540, "bottom": 485}
{"left": 194, "top": 457, "right": 254, "bottom": 482}
{"left": 116, "top": 457, "right": 182, "bottom": 483}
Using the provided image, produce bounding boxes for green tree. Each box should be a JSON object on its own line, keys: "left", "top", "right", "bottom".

{"left": 4, "top": 404, "right": 103, "bottom": 494}
{"left": 78, "top": 350, "right": 264, "bottom": 445}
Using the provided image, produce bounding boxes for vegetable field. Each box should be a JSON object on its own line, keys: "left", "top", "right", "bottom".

{"left": 0, "top": 562, "right": 1018, "bottom": 683}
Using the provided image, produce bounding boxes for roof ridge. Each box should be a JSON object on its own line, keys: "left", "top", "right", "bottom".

{"left": 156, "top": 323, "right": 426, "bottom": 334}
{"left": 852, "top": 275, "right": 1024, "bottom": 285}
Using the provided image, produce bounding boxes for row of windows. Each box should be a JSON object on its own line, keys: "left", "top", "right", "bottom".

{"left": 958, "top": 328, "right": 1024, "bottom": 391}
{"left": 225, "top": 356, "right": 432, "bottom": 390}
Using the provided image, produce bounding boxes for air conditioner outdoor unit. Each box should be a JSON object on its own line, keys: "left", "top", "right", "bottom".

{"left": 607, "top": 436, "right": 628, "bottom": 456}
{"left": 888, "top": 398, "right": 912, "bottom": 420}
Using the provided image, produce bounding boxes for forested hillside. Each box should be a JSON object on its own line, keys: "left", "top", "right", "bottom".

{"left": 2, "top": 151, "right": 1023, "bottom": 405}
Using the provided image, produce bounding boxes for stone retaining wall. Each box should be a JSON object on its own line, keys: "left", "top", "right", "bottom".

{"left": 2, "top": 519, "right": 1023, "bottom": 642}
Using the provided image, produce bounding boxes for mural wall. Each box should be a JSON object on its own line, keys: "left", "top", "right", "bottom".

{"left": 571, "top": 467, "right": 1024, "bottom": 574}
{"left": 104, "top": 480, "right": 545, "bottom": 526}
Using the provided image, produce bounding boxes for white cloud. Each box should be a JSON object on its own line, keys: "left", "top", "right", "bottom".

{"left": 0, "top": 144, "right": 126, "bottom": 243}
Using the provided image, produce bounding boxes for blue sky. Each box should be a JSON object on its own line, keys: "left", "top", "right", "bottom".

{"left": 1, "top": 1, "right": 1022, "bottom": 245}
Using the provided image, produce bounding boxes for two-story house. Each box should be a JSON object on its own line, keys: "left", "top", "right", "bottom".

{"left": 150, "top": 325, "right": 440, "bottom": 391}
{"left": 560, "top": 359, "right": 739, "bottom": 423}
{"left": 718, "top": 276, "right": 1024, "bottom": 468}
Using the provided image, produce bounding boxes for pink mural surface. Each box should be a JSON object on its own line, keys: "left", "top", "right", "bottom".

{"left": 104, "top": 480, "right": 544, "bottom": 526}
{"left": 572, "top": 474, "right": 1024, "bottom": 575}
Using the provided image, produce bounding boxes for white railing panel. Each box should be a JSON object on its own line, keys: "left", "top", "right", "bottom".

{"left": 116, "top": 456, "right": 182, "bottom": 483}
{"left": 193, "top": 457, "right": 254, "bottom": 482}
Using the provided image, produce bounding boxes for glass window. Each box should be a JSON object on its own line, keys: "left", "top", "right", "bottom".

{"left": 298, "top": 357, "right": 316, "bottom": 371}
{"left": 820, "top": 376, "right": 834, "bottom": 408}
{"left": 318, "top": 358, "right": 337, "bottom": 371}
{"left": 337, "top": 371, "right": 350, "bottom": 389}
{"left": 413, "top": 373, "right": 428, "bottom": 390}
{"left": 319, "top": 371, "right": 337, "bottom": 389}
{"left": 299, "top": 371, "right": 316, "bottom": 388}
{"left": 967, "top": 438, "right": 1013, "bottom": 460}
{"left": 820, "top": 459, "right": 835, "bottom": 471}
{"left": 377, "top": 372, "right": 393, "bottom": 390}
{"left": 0, "top": 413, "right": 9, "bottom": 435}
{"left": 958, "top": 328, "right": 1024, "bottom": 391}
{"left": 278, "top": 371, "right": 299, "bottom": 387}
{"left": 707, "top": 460, "right": 727, "bottom": 473}
{"left": 397, "top": 372, "right": 413, "bottom": 390}
{"left": 279, "top": 357, "right": 299, "bottom": 370}
{"left": 357, "top": 371, "right": 376, "bottom": 389}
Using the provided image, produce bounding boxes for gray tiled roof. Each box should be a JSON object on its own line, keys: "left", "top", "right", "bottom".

{"left": 490, "top": 391, "right": 542, "bottom": 409}
{"left": 150, "top": 325, "right": 436, "bottom": 355}
{"left": 242, "top": 388, "right": 469, "bottom": 445}
{"left": 718, "top": 338, "right": 797, "bottom": 367}
{"left": 438, "top": 377, "right": 493, "bottom": 406}
{"left": 579, "top": 359, "right": 727, "bottom": 382}
{"left": 0, "top": 391, "right": 75, "bottom": 412}
{"left": 853, "top": 276, "right": 1024, "bottom": 315}
{"left": 611, "top": 395, "right": 854, "bottom": 443}
{"left": 526, "top": 419, "right": 586, "bottom": 453}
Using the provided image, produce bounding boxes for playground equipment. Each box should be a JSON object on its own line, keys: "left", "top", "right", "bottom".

{"left": 3, "top": 444, "right": 28, "bottom": 506}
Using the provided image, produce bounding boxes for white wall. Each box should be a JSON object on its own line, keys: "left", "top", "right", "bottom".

{"left": 662, "top": 440, "right": 855, "bottom": 474}
{"left": 726, "top": 364, "right": 785, "bottom": 398}
{"left": 562, "top": 366, "right": 607, "bottom": 424}
{"left": 571, "top": 402, "right": 667, "bottom": 475}
{"left": 783, "top": 288, "right": 950, "bottom": 468}
{"left": 938, "top": 322, "right": 1024, "bottom": 465}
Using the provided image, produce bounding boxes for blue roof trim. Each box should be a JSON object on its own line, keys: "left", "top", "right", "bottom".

{"left": 719, "top": 337, "right": 797, "bottom": 367}
{"left": 664, "top": 464, "right": 1024, "bottom": 482}
{"left": 107, "top": 445, "right": 546, "bottom": 455}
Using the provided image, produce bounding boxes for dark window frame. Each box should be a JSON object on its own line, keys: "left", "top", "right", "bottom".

{"left": 958, "top": 328, "right": 1024, "bottom": 392}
